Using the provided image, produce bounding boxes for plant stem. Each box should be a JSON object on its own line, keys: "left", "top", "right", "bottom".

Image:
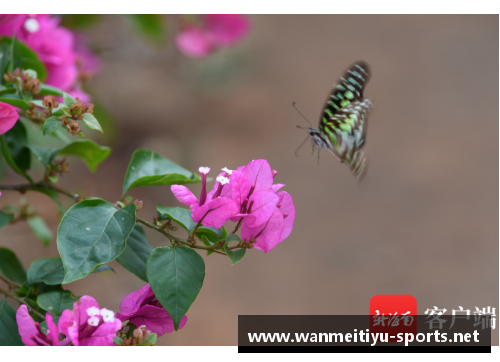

{"left": 232, "top": 217, "right": 243, "bottom": 234}
{"left": 0, "top": 287, "right": 45, "bottom": 320}
{"left": 0, "top": 274, "right": 19, "bottom": 288}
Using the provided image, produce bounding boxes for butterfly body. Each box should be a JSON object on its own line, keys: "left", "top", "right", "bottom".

{"left": 307, "top": 61, "right": 372, "bottom": 180}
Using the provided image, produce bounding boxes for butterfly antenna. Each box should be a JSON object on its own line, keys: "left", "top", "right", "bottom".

{"left": 292, "top": 102, "right": 313, "bottom": 127}
{"left": 295, "top": 134, "right": 311, "bottom": 157}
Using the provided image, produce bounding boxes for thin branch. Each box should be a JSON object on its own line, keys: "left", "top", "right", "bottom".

{"left": 0, "top": 274, "right": 19, "bottom": 288}
{"left": 0, "top": 287, "right": 46, "bottom": 320}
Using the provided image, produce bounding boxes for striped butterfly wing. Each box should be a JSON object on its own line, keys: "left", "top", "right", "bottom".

{"left": 319, "top": 61, "right": 372, "bottom": 180}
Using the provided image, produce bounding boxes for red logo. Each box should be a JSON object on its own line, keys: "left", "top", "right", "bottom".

{"left": 370, "top": 295, "right": 417, "bottom": 343}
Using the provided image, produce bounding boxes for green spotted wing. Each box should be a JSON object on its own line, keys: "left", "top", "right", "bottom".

{"left": 319, "top": 61, "right": 372, "bottom": 180}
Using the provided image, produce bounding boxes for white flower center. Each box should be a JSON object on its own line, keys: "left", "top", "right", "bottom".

{"left": 216, "top": 176, "right": 230, "bottom": 185}
{"left": 221, "top": 167, "right": 232, "bottom": 175}
{"left": 24, "top": 18, "right": 40, "bottom": 33}
{"left": 87, "top": 316, "right": 100, "bottom": 326}
{"left": 100, "top": 308, "right": 115, "bottom": 322}
{"left": 86, "top": 306, "right": 100, "bottom": 317}
{"left": 198, "top": 166, "right": 210, "bottom": 175}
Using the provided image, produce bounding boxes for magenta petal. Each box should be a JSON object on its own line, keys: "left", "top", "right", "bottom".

{"left": 125, "top": 305, "right": 187, "bottom": 336}
{"left": 243, "top": 191, "right": 279, "bottom": 228}
{"left": 242, "top": 208, "right": 285, "bottom": 253}
{"left": 204, "top": 14, "right": 251, "bottom": 47}
{"left": 80, "top": 319, "right": 122, "bottom": 346}
{"left": 118, "top": 283, "right": 155, "bottom": 316}
{"left": 270, "top": 183, "right": 286, "bottom": 193}
{"left": 192, "top": 197, "right": 238, "bottom": 228}
{"left": 230, "top": 170, "right": 250, "bottom": 207}
{"left": 74, "top": 296, "right": 99, "bottom": 326}
{"left": 276, "top": 191, "right": 295, "bottom": 242}
{"left": 46, "top": 313, "right": 60, "bottom": 346}
{"left": 171, "top": 185, "right": 199, "bottom": 206}
{"left": 16, "top": 305, "right": 39, "bottom": 346}
{"left": 0, "top": 102, "right": 19, "bottom": 135}
{"left": 175, "top": 26, "right": 212, "bottom": 58}
{"left": 241, "top": 159, "right": 273, "bottom": 192}
{"left": 58, "top": 308, "right": 75, "bottom": 340}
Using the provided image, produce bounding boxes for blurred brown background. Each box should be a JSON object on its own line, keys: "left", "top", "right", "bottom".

{"left": 1, "top": 15, "right": 498, "bottom": 345}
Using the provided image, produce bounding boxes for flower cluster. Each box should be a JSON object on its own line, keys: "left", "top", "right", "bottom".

{"left": 16, "top": 296, "right": 121, "bottom": 346}
{"left": 175, "top": 14, "right": 250, "bottom": 58}
{"left": 15, "top": 284, "right": 183, "bottom": 346}
{"left": 0, "top": 14, "right": 100, "bottom": 101}
{"left": 172, "top": 159, "right": 295, "bottom": 253}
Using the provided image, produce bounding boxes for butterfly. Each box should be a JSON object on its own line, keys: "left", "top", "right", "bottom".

{"left": 297, "top": 61, "right": 372, "bottom": 181}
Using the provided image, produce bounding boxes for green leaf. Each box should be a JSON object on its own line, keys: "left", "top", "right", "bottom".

{"left": 27, "top": 216, "right": 53, "bottom": 247}
{"left": 82, "top": 113, "right": 103, "bottom": 133}
{"left": 225, "top": 233, "right": 241, "bottom": 243}
{"left": 38, "top": 83, "right": 64, "bottom": 96}
{"left": 0, "top": 299, "right": 23, "bottom": 346}
{"left": 26, "top": 144, "right": 59, "bottom": 167}
{"left": 122, "top": 149, "right": 201, "bottom": 196}
{"left": 0, "top": 211, "right": 14, "bottom": 229}
{"left": 42, "top": 116, "right": 62, "bottom": 135}
{"left": 9, "top": 34, "right": 20, "bottom": 72}
{"left": 0, "top": 96, "right": 30, "bottom": 110}
{"left": 37, "top": 290, "right": 78, "bottom": 317}
{"left": 147, "top": 246, "right": 205, "bottom": 331}
{"left": 0, "top": 37, "right": 47, "bottom": 82}
{"left": 196, "top": 226, "right": 225, "bottom": 243}
{"left": 113, "top": 336, "right": 123, "bottom": 346}
{"left": 0, "top": 44, "right": 11, "bottom": 84}
{"left": 27, "top": 258, "right": 65, "bottom": 285}
{"left": 140, "top": 332, "right": 157, "bottom": 346}
{"left": 126, "top": 14, "right": 166, "bottom": 43}
{"left": 0, "top": 86, "right": 16, "bottom": 95}
{"left": 0, "top": 247, "right": 27, "bottom": 285}
{"left": 156, "top": 205, "right": 196, "bottom": 233}
{"left": 27, "top": 257, "right": 113, "bottom": 285}
{"left": 57, "top": 200, "right": 137, "bottom": 284}
{"left": 2, "top": 121, "right": 30, "bottom": 172}
{"left": 224, "top": 245, "right": 246, "bottom": 265}
{"left": 116, "top": 224, "right": 153, "bottom": 282}
{"left": 57, "top": 139, "right": 111, "bottom": 173}
{"left": 0, "top": 134, "right": 33, "bottom": 183}
{"left": 62, "top": 92, "right": 76, "bottom": 107}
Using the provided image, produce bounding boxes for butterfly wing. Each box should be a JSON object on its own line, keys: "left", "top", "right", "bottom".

{"left": 319, "top": 99, "right": 372, "bottom": 180}
{"left": 320, "top": 61, "right": 371, "bottom": 120}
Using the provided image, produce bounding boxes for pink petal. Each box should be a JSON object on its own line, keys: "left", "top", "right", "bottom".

{"left": 74, "top": 296, "right": 100, "bottom": 327}
{"left": 192, "top": 197, "right": 238, "bottom": 228}
{"left": 16, "top": 305, "right": 40, "bottom": 346}
{"left": 57, "top": 308, "right": 75, "bottom": 340}
{"left": 125, "top": 305, "right": 187, "bottom": 336}
{"left": 270, "top": 183, "right": 286, "bottom": 193}
{"left": 171, "top": 185, "right": 199, "bottom": 206}
{"left": 242, "top": 208, "right": 285, "bottom": 253}
{"left": 276, "top": 191, "right": 295, "bottom": 242}
{"left": 230, "top": 170, "right": 250, "bottom": 207}
{"left": 80, "top": 319, "right": 122, "bottom": 346}
{"left": 240, "top": 159, "right": 273, "bottom": 192}
{"left": 46, "top": 313, "right": 60, "bottom": 346}
{"left": 175, "top": 26, "right": 212, "bottom": 58}
{"left": 118, "top": 283, "right": 155, "bottom": 316}
{"left": 0, "top": 102, "right": 20, "bottom": 135}
{"left": 207, "top": 172, "right": 232, "bottom": 200}
{"left": 242, "top": 191, "right": 279, "bottom": 228}
{"left": 204, "top": 14, "right": 251, "bottom": 47}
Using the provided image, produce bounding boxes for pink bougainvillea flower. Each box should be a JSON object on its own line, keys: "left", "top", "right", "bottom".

{"left": 0, "top": 101, "right": 19, "bottom": 135}
{"left": 58, "top": 295, "right": 121, "bottom": 346}
{"left": 0, "top": 15, "right": 99, "bottom": 94}
{"left": 117, "top": 284, "right": 187, "bottom": 336}
{"left": 175, "top": 14, "right": 250, "bottom": 58}
{"left": 171, "top": 167, "right": 238, "bottom": 228}
{"left": 16, "top": 305, "right": 67, "bottom": 346}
